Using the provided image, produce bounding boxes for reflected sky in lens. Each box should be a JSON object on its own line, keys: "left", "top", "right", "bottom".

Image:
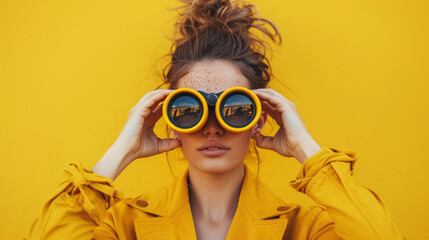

{"left": 223, "top": 94, "right": 254, "bottom": 127}
{"left": 171, "top": 95, "right": 201, "bottom": 128}
{"left": 224, "top": 95, "right": 252, "bottom": 107}
{"left": 172, "top": 96, "right": 199, "bottom": 108}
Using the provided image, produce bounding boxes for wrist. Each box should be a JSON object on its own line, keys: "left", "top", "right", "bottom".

{"left": 110, "top": 142, "right": 137, "bottom": 164}
{"left": 92, "top": 144, "right": 136, "bottom": 181}
{"left": 293, "top": 138, "right": 322, "bottom": 164}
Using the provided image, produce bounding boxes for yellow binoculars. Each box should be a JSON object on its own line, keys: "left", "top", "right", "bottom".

{"left": 162, "top": 87, "right": 261, "bottom": 134}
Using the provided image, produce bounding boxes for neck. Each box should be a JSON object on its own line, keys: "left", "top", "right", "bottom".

{"left": 187, "top": 164, "right": 245, "bottom": 223}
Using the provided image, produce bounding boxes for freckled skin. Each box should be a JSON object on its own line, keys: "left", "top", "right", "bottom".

{"left": 178, "top": 60, "right": 249, "bottom": 93}
{"left": 174, "top": 60, "right": 258, "bottom": 174}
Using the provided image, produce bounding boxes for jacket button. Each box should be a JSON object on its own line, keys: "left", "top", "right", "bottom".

{"left": 277, "top": 206, "right": 288, "bottom": 211}
{"left": 136, "top": 200, "right": 148, "bottom": 207}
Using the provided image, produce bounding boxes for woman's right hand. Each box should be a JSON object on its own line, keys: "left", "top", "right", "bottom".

{"left": 114, "top": 89, "right": 181, "bottom": 160}
{"left": 92, "top": 89, "right": 181, "bottom": 180}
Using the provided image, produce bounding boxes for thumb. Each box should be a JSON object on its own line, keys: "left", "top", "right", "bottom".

{"left": 253, "top": 131, "right": 274, "bottom": 150}
{"left": 158, "top": 138, "right": 182, "bottom": 153}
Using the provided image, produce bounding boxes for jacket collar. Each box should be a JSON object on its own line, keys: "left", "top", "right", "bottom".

{"left": 128, "top": 164, "right": 298, "bottom": 220}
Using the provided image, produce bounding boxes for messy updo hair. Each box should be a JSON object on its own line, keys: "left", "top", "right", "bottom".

{"left": 161, "top": 0, "right": 282, "bottom": 89}
{"left": 161, "top": 0, "right": 282, "bottom": 179}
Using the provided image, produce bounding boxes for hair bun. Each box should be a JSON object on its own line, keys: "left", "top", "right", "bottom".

{"left": 162, "top": 0, "right": 282, "bottom": 90}
{"left": 174, "top": 0, "right": 281, "bottom": 45}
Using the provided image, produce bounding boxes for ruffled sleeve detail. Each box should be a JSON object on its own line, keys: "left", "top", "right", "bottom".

{"left": 25, "top": 162, "right": 123, "bottom": 240}
{"left": 289, "top": 147, "right": 405, "bottom": 239}
{"left": 290, "top": 147, "right": 359, "bottom": 193}
{"left": 57, "top": 162, "right": 123, "bottom": 223}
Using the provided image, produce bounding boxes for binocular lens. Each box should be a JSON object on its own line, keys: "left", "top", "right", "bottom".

{"left": 221, "top": 94, "right": 255, "bottom": 127}
{"left": 164, "top": 87, "right": 260, "bottom": 133}
{"left": 169, "top": 94, "right": 202, "bottom": 128}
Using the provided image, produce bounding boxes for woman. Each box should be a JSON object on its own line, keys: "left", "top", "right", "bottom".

{"left": 26, "top": 0, "right": 405, "bottom": 239}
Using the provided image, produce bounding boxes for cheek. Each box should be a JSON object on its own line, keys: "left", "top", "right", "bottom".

{"left": 177, "top": 134, "right": 195, "bottom": 154}
{"left": 231, "top": 133, "right": 253, "bottom": 156}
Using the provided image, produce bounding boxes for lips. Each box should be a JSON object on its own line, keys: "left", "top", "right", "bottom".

{"left": 197, "top": 141, "right": 230, "bottom": 151}
{"left": 197, "top": 141, "right": 230, "bottom": 157}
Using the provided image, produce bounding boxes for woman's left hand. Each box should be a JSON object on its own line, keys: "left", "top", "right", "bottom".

{"left": 252, "top": 88, "right": 322, "bottom": 164}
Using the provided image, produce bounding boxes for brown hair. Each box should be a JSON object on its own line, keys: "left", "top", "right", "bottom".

{"left": 159, "top": 0, "right": 282, "bottom": 90}
{"left": 161, "top": 0, "right": 282, "bottom": 180}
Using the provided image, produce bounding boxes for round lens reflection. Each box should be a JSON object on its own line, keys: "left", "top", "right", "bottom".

{"left": 170, "top": 95, "right": 202, "bottom": 128}
{"left": 222, "top": 94, "right": 254, "bottom": 127}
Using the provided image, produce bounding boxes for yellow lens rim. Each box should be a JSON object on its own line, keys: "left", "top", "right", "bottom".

{"left": 163, "top": 88, "right": 209, "bottom": 134}
{"left": 215, "top": 86, "right": 261, "bottom": 133}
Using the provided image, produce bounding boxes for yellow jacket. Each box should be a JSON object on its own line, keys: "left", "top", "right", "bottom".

{"left": 26, "top": 147, "right": 405, "bottom": 239}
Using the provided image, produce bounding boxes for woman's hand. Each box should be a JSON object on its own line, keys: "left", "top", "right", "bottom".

{"left": 252, "top": 88, "right": 321, "bottom": 164}
{"left": 92, "top": 89, "right": 181, "bottom": 180}
{"left": 114, "top": 89, "right": 181, "bottom": 159}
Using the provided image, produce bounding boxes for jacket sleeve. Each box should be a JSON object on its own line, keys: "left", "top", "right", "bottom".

{"left": 25, "top": 162, "right": 123, "bottom": 240}
{"left": 290, "top": 147, "right": 406, "bottom": 240}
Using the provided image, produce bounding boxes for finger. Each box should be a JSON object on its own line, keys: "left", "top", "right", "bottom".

{"left": 253, "top": 88, "right": 294, "bottom": 105}
{"left": 253, "top": 131, "right": 274, "bottom": 150}
{"left": 253, "top": 89, "right": 294, "bottom": 111}
{"left": 148, "top": 99, "right": 162, "bottom": 112}
{"left": 261, "top": 101, "right": 282, "bottom": 125}
{"left": 137, "top": 89, "right": 172, "bottom": 106}
{"left": 157, "top": 138, "right": 182, "bottom": 153}
{"left": 256, "top": 89, "right": 303, "bottom": 121}
{"left": 261, "top": 101, "right": 276, "bottom": 115}
{"left": 254, "top": 90, "right": 288, "bottom": 108}
{"left": 135, "top": 90, "right": 173, "bottom": 117}
{"left": 133, "top": 89, "right": 173, "bottom": 113}
{"left": 254, "top": 90, "right": 300, "bottom": 125}
{"left": 262, "top": 101, "right": 287, "bottom": 126}
{"left": 145, "top": 104, "right": 164, "bottom": 127}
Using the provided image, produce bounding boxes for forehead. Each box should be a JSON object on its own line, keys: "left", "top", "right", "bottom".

{"left": 176, "top": 60, "right": 250, "bottom": 93}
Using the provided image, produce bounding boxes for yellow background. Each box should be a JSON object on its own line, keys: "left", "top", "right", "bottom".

{"left": 1, "top": 0, "right": 428, "bottom": 239}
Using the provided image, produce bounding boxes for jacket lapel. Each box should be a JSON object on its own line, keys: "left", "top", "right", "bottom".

{"left": 128, "top": 164, "right": 297, "bottom": 240}
{"left": 128, "top": 166, "right": 197, "bottom": 240}
{"left": 226, "top": 164, "right": 297, "bottom": 240}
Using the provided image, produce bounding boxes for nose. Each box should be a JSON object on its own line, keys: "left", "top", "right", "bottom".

{"left": 202, "top": 109, "right": 225, "bottom": 136}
